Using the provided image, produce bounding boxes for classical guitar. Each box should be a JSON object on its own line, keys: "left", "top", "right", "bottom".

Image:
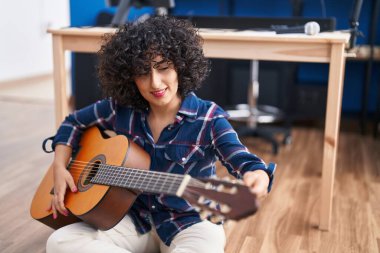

{"left": 30, "top": 127, "right": 259, "bottom": 230}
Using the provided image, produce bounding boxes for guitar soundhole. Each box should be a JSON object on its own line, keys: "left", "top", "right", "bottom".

{"left": 77, "top": 154, "right": 106, "bottom": 192}
{"left": 83, "top": 161, "right": 101, "bottom": 186}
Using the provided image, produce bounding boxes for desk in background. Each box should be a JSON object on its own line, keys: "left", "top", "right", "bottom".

{"left": 48, "top": 27, "right": 350, "bottom": 231}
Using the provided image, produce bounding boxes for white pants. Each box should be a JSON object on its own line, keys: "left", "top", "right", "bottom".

{"left": 46, "top": 215, "right": 226, "bottom": 253}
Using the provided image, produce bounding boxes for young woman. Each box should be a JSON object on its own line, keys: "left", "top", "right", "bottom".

{"left": 46, "top": 16, "right": 275, "bottom": 253}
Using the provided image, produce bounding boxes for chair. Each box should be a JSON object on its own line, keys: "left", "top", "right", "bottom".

{"left": 226, "top": 60, "right": 292, "bottom": 154}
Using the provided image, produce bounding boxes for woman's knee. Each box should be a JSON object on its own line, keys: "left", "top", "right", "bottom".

{"left": 46, "top": 229, "right": 64, "bottom": 253}
{"left": 168, "top": 221, "right": 226, "bottom": 253}
{"left": 46, "top": 222, "right": 95, "bottom": 253}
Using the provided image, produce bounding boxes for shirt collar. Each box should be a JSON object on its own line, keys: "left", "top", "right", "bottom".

{"left": 177, "top": 92, "right": 199, "bottom": 120}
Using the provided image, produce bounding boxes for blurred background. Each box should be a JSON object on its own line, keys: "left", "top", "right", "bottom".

{"left": 0, "top": 1, "right": 379, "bottom": 252}
{"left": 1, "top": 0, "right": 379, "bottom": 135}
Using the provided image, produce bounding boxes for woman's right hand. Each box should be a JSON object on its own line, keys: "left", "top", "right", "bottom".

{"left": 48, "top": 144, "right": 77, "bottom": 219}
{"left": 50, "top": 164, "right": 78, "bottom": 219}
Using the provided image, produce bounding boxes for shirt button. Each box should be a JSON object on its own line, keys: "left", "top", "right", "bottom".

{"left": 152, "top": 205, "right": 156, "bottom": 209}
{"left": 181, "top": 157, "right": 186, "bottom": 162}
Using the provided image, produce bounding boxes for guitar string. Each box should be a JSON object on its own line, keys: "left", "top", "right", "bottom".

{"left": 68, "top": 166, "right": 185, "bottom": 189}
{"left": 67, "top": 164, "right": 185, "bottom": 183}
{"left": 67, "top": 167, "right": 185, "bottom": 194}
{"left": 64, "top": 160, "right": 194, "bottom": 192}
{"left": 67, "top": 164, "right": 185, "bottom": 182}
{"left": 66, "top": 160, "right": 206, "bottom": 188}
{"left": 66, "top": 160, "right": 186, "bottom": 180}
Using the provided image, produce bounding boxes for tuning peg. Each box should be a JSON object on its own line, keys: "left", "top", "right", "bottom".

{"left": 220, "top": 204, "right": 231, "bottom": 214}
{"left": 209, "top": 201, "right": 217, "bottom": 209}
{"left": 216, "top": 184, "right": 224, "bottom": 192}
{"left": 205, "top": 182, "right": 213, "bottom": 189}
{"left": 198, "top": 196, "right": 206, "bottom": 204}
{"left": 229, "top": 186, "right": 238, "bottom": 194}
{"left": 210, "top": 214, "right": 225, "bottom": 224}
{"left": 200, "top": 210, "right": 212, "bottom": 220}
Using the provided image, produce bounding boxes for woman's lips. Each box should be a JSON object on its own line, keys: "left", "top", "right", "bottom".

{"left": 151, "top": 88, "right": 167, "bottom": 98}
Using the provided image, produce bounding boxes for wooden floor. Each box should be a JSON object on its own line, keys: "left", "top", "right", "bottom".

{"left": 1, "top": 96, "right": 379, "bottom": 253}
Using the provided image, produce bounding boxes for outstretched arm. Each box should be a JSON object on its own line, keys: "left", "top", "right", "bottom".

{"left": 211, "top": 117, "right": 274, "bottom": 197}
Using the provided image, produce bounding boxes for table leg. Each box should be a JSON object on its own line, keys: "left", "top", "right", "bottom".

{"left": 319, "top": 43, "right": 346, "bottom": 230}
{"left": 52, "top": 35, "right": 69, "bottom": 129}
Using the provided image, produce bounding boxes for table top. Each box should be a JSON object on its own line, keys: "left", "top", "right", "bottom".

{"left": 48, "top": 26, "right": 350, "bottom": 45}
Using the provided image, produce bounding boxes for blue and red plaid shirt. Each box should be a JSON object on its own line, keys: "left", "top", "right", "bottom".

{"left": 52, "top": 92, "right": 275, "bottom": 246}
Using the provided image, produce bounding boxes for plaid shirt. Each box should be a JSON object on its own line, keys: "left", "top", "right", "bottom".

{"left": 52, "top": 92, "right": 275, "bottom": 246}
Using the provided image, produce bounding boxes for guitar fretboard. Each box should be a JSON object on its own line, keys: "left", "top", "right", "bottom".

{"left": 90, "top": 164, "right": 186, "bottom": 195}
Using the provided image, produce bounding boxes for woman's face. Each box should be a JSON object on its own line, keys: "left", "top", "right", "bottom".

{"left": 134, "top": 55, "right": 181, "bottom": 110}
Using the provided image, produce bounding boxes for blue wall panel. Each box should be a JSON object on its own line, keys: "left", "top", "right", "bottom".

{"left": 70, "top": 0, "right": 106, "bottom": 26}
{"left": 233, "top": 0, "right": 293, "bottom": 17}
{"left": 171, "top": 0, "right": 230, "bottom": 16}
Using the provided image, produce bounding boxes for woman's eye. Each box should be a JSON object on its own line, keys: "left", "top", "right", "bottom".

{"left": 157, "top": 66, "right": 169, "bottom": 71}
{"left": 154, "top": 61, "right": 172, "bottom": 71}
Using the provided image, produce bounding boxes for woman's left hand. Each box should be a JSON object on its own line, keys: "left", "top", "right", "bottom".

{"left": 243, "top": 170, "right": 270, "bottom": 199}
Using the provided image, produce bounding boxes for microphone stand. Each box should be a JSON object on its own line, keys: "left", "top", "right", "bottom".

{"left": 348, "top": 0, "right": 363, "bottom": 49}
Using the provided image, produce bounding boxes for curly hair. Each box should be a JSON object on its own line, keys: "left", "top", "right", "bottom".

{"left": 97, "top": 16, "right": 210, "bottom": 110}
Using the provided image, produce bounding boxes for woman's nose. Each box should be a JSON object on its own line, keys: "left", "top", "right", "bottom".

{"left": 150, "top": 69, "right": 161, "bottom": 88}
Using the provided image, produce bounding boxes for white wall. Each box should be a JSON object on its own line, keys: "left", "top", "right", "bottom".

{"left": 0, "top": 0, "right": 70, "bottom": 82}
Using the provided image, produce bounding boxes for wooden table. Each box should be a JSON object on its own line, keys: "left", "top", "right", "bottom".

{"left": 48, "top": 27, "right": 350, "bottom": 231}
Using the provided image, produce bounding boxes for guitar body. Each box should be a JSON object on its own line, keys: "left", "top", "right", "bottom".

{"left": 30, "top": 127, "right": 151, "bottom": 230}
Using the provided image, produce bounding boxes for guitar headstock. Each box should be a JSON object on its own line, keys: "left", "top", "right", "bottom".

{"left": 182, "top": 177, "right": 259, "bottom": 223}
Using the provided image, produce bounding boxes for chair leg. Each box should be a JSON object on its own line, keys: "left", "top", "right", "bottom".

{"left": 255, "top": 128, "right": 279, "bottom": 155}
{"left": 236, "top": 125, "right": 291, "bottom": 155}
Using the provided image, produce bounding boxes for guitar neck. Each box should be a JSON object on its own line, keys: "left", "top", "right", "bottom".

{"left": 90, "top": 164, "right": 193, "bottom": 196}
